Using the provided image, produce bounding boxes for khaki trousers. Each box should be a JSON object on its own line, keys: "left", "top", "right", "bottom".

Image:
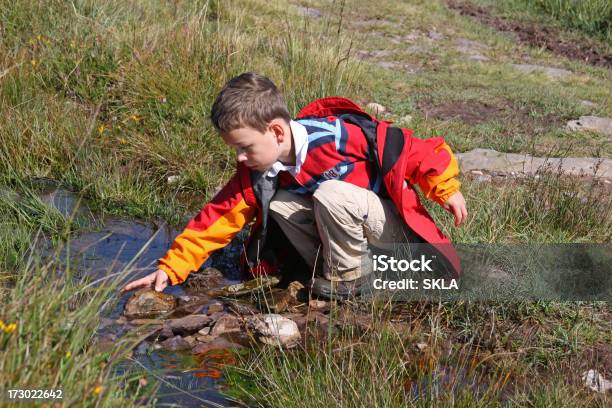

{"left": 269, "top": 180, "right": 417, "bottom": 282}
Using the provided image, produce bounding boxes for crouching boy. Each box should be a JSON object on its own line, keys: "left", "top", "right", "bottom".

{"left": 122, "top": 72, "right": 467, "bottom": 300}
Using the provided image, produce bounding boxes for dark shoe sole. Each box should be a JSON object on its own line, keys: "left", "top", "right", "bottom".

{"left": 307, "top": 275, "right": 373, "bottom": 301}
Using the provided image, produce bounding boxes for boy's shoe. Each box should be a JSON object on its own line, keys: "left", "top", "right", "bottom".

{"left": 307, "top": 274, "right": 373, "bottom": 301}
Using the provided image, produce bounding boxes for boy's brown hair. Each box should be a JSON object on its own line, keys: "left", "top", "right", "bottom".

{"left": 210, "top": 72, "right": 290, "bottom": 133}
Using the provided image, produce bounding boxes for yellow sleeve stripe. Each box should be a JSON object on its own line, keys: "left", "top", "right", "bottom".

{"left": 158, "top": 198, "right": 255, "bottom": 285}
{"left": 418, "top": 143, "right": 461, "bottom": 204}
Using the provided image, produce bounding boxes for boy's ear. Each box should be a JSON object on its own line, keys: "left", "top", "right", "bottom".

{"left": 269, "top": 119, "right": 288, "bottom": 142}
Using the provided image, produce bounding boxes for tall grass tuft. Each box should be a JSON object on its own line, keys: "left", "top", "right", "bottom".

{"left": 0, "top": 179, "right": 153, "bottom": 405}
{"left": 0, "top": 253, "right": 149, "bottom": 406}
{"left": 0, "top": 0, "right": 363, "bottom": 221}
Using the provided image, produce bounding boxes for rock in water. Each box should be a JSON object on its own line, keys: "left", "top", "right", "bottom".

{"left": 160, "top": 335, "right": 192, "bottom": 351}
{"left": 166, "top": 314, "right": 212, "bottom": 336}
{"left": 123, "top": 289, "right": 177, "bottom": 319}
{"left": 207, "top": 301, "right": 224, "bottom": 314}
{"left": 207, "top": 276, "right": 280, "bottom": 297}
{"left": 248, "top": 314, "right": 301, "bottom": 348}
{"left": 210, "top": 314, "right": 242, "bottom": 336}
{"left": 184, "top": 267, "right": 226, "bottom": 292}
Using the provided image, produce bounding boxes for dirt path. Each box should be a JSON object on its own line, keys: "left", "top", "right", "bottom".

{"left": 446, "top": 0, "right": 611, "bottom": 68}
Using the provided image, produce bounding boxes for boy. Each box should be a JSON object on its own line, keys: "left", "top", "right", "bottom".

{"left": 122, "top": 72, "right": 467, "bottom": 299}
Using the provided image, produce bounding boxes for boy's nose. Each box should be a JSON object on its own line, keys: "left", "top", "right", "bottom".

{"left": 236, "top": 151, "right": 248, "bottom": 162}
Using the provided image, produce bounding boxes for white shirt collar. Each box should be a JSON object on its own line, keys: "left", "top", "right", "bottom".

{"left": 266, "top": 120, "right": 308, "bottom": 177}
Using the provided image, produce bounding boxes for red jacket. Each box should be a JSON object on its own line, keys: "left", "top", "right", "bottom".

{"left": 158, "top": 97, "right": 461, "bottom": 285}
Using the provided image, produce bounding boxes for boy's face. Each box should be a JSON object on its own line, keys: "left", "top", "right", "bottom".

{"left": 221, "top": 125, "right": 281, "bottom": 172}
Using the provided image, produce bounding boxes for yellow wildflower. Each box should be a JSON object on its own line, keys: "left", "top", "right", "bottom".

{"left": 130, "top": 114, "right": 141, "bottom": 123}
{"left": 0, "top": 320, "right": 17, "bottom": 333}
{"left": 30, "top": 59, "right": 37, "bottom": 67}
{"left": 36, "top": 34, "right": 42, "bottom": 41}
{"left": 98, "top": 125, "right": 105, "bottom": 134}
{"left": 65, "top": 351, "right": 71, "bottom": 359}
{"left": 93, "top": 385, "right": 103, "bottom": 395}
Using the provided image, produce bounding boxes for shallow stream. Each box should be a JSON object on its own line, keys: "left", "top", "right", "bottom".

{"left": 39, "top": 185, "right": 244, "bottom": 407}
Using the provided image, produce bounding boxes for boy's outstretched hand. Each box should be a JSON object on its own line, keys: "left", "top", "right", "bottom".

{"left": 443, "top": 191, "right": 468, "bottom": 226}
{"left": 121, "top": 269, "right": 169, "bottom": 293}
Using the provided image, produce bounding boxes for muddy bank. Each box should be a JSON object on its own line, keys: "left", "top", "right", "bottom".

{"left": 446, "top": 0, "right": 611, "bottom": 68}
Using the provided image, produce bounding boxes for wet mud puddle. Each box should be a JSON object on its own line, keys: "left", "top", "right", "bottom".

{"left": 40, "top": 186, "right": 245, "bottom": 406}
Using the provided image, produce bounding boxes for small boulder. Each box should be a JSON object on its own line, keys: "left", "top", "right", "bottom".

{"left": 183, "top": 335, "right": 197, "bottom": 348}
{"left": 160, "top": 335, "right": 192, "bottom": 351}
{"left": 207, "top": 301, "right": 224, "bottom": 314}
{"left": 123, "top": 289, "right": 177, "bottom": 320}
{"left": 157, "top": 325, "right": 174, "bottom": 341}
{"left": 366, "top": 102, "right": 386, "bottom": 116}
{"left": 194, "top": 334, "right": 217, "bottom": 343}
{"left": 173, "top": 295, "right": 210, "bottom": 315}
{"left": 184, "top": 267, "right": 226, "bottom": 292}
{"left": 247, "top": 314, "right": 301, "bottom": 348}
{"left": 167, "top": 314, "right": 212, "bottom": 336}
{"left": 566, "top": 116, "right": 612, "bottom": 136}
{"left": 211, "top": 314, "right": 242, "bottom": 336}
{"left": 227, "top": 301, "right": 260, "bottom": 315}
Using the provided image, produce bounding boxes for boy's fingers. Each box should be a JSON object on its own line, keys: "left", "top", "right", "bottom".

{"left": 154, "top": 271, "right": 167, "bottom": 292}
{"left": 452, "top": 205, "right": 462, "bottom": 226}
{"left": 121, "top": 276, "right": 153, "bottom": 293}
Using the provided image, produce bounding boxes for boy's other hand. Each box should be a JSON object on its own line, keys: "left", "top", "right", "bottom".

{"left": 443, "top": 192, "right": 468, "bottom": 226}
{"left": 121, "top": 269, "right": 169, "bottom": 293}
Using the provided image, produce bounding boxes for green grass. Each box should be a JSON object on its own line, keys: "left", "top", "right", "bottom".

{"left": 487, "top": 0, "right": 612, "bottom": 42}
{"left": 1, "top": 0, "right": 611, "bottom": 406}
{"left": 0, "top": 0, "right": 363, "bottom": 222}
{"left": 332, "top": 0, "right": 612, "bottom": 156}
{"left": 0, "top": 181, "right": 154, "bottom": 406}
{"left": 429, "top": 169, "right": 612, "bottom": 243}
{"left": 226, "top": 300, "right": 611, "bottom": 407}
